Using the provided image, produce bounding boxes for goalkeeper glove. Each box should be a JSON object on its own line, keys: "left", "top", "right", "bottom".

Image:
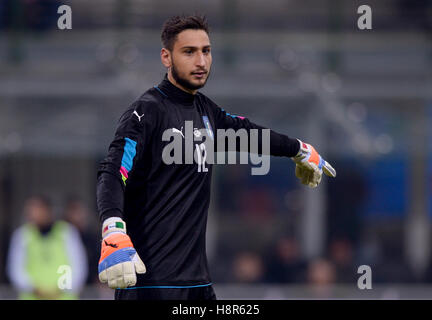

{"left": 292, "top": 139, "right": 336, "bottom": 188}
{"left": 98, "top": 217, "right": 146, "bottom": 289}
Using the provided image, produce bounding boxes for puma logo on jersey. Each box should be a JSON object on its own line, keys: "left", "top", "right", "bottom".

{"left": 133, "top": 111, "right": 145, "bottom": 122}
{"left": 172, "top": 127, "right": 184, "bottom": 138}
{"left": 104, "top": 240, "right": 118, "bottom": 248}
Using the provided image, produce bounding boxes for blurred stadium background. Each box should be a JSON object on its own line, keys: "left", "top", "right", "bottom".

{"left": 1, "top": 0, "right": 432, "bottom": 299}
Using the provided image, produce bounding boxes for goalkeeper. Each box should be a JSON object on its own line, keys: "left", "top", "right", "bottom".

{"left": 96, "top": 14, "right": 336, "bottom": 300}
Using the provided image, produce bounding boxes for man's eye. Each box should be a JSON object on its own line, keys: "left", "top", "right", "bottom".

{"left": 203, "top": 49, "right": 210, "bottom": 54}
{"left": 185, "top": 50, "right": 193, "bottom": 54}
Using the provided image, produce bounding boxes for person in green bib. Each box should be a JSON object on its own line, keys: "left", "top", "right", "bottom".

{"left": 7, "top": 195, "right": 88, "bottom": 300}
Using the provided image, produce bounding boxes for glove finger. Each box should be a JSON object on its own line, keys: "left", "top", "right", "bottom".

{"left": 99, "top": 268, "right": 108, "bottom": 283}
{"left": 312, "top": 169, "right": 322, "bottom": 185}
{"left": 106, "top": 264, "right": 124, "bottom": 289}
{"left": 307, "top": 170, "right": 315, "bottom": 186}
{"left": 296, "top": 165, "right": 307, "bottom": 180}
{"left": 308, "top": 180, "right": 317, "bottom": 188}
{"left": 108, "top": 276, "right": 118, "bottom": 289}
{"left": 115, "top": 277, "right": 126, "bottom": 289}
{"left": 133, "top": 253, "right": 147, "bottom": 274}
{"left": 317, "top": 172, "right": 322, "bottom": 184}
{"left": 308, "top": 175, "right": 320, "bottom": 188}
{"left": 323, "top": 160, "right": 336, "bottom": 178}
{"left": 308, "top": 171, "right": 318, "bottom": 188}
{"left": 295, "top": 165, "right": 304, "bottom": 181}
{"left": 300, "top": 169, "right": 308, "bottom": 185}
{"left": 122, "top": 262, "right": 137, "bottom": 287}
{"left": 301, "top": 169, "right": 312, "bottom": 185}
{"left": 308, "top": 181, "right": 318, "bottom": 188}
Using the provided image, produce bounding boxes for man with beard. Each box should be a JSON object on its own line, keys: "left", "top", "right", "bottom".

{"left": 96, "top": 14, "right": 336, "bottom": 300}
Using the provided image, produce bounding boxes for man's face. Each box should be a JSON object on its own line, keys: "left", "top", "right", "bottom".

{"left": 162, "top": 29, "right": 212, "bottom": 92}
{"left": 25, "top": 198, "right": 52, "bottom": 228}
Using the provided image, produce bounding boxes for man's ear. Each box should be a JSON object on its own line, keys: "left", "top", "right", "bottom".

{"left": 161, "top": 48, "right": 171, "bottom": 68}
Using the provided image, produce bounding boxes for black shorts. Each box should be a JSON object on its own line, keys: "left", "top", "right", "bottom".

{"left": 114, "top": 285, "right": 217, "bottom": 300}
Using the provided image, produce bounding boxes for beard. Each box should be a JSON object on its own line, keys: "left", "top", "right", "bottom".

{"left": 171, "top": 60, "right": 210, "bottom": 91}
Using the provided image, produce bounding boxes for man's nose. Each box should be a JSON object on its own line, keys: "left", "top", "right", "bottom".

{"left": 195, "top": 52, "right": 206, "bottom": 68}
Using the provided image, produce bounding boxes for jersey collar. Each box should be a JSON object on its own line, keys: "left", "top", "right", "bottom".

{"left": 157, "top": 74, "right": 196, "bottom": 107}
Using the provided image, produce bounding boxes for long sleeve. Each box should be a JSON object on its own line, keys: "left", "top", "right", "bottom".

{"left": 6, "top": 227, "right": 33, "bottom": 293}
{"left": 96, "top": 100, "right": 157, "bottom": 223}
{"left": 208, "top": 98, "right": 300, "bottom": 157}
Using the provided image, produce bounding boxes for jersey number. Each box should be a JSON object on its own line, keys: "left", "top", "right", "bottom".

{"left": 195, "top": 143, "right": 208, "bottom": 173}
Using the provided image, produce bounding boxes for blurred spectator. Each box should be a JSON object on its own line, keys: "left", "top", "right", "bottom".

{"left": 6, "top": 195, "right": 87, "bottom": 299}
{"left": 264, "top": 236, "right": 306, "bottom": 283}
{"left": 306, "top": 258, "right": 336, "bottom": 298}
{"left": 307, "top": 258, "right": 336, "bottom": 286}
{"left": 231, "top": 251, "right": 265, "bottom": 283}
{"left": 328, "top": 237, "right": 356, "bottom": 283}
{"left": 63, "top": 196, "right": 100, "bottom": 285}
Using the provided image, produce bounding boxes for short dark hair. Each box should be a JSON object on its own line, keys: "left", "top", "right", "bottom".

{"left": 161, "top": 14, "right": 209, "bottom": 51}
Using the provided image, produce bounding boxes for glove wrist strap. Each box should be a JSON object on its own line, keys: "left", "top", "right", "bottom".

{"left": 102, "top": 217, "right": 127, "bottom": 238}
{"left": 293, "top": 139, "right": 308, "bottom": 160}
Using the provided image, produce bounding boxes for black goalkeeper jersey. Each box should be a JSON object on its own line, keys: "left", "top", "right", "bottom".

{"left": 96, "top": 74, "right": 300, "bottom": 287}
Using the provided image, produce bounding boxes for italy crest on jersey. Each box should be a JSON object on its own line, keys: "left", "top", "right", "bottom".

{"left": 202, "top": 115, "right": 214, "bottom": 140}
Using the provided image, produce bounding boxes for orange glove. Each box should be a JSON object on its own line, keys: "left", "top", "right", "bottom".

{"left": 98, "top": 217, "right": 146, "bottom": 289}
{"left": 292, "top": 139, "right": 336, "bottom": 188}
